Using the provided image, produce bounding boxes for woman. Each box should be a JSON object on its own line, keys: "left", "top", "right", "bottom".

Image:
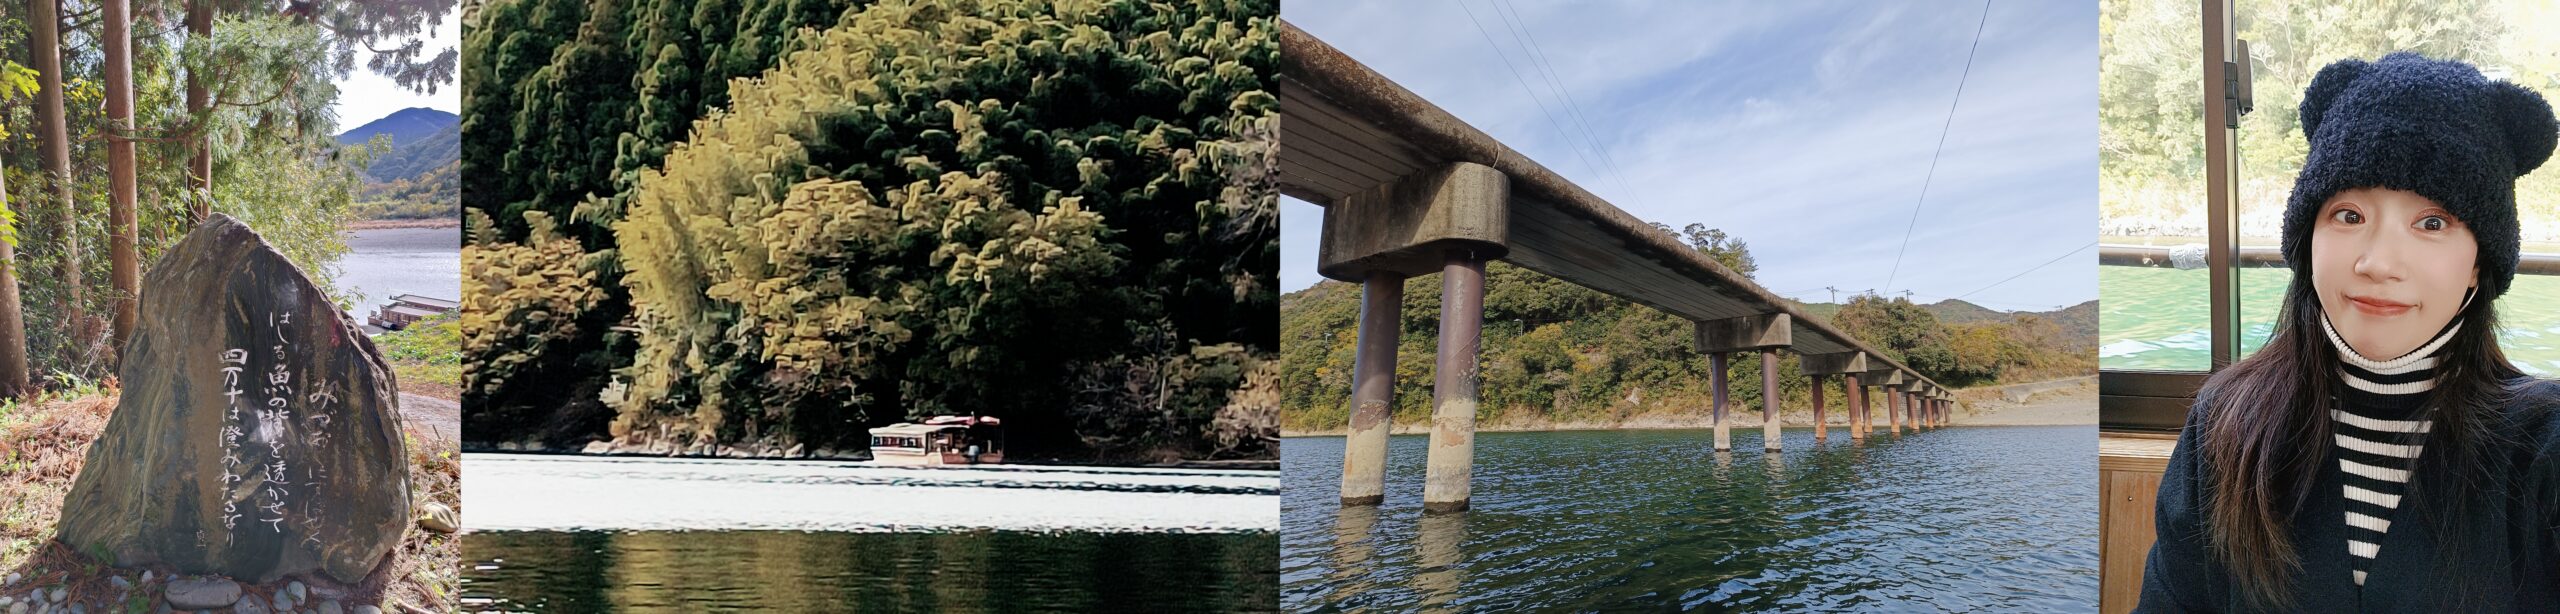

{"left": 2138, "top": 53, "right": 2560, "bottom": 612}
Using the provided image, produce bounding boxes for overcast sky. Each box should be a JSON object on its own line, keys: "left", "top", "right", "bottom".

{"left": 327, "top": 9, "right": 461, "bottom": 128}
{"left": 1280, "top": 0, "right": 2097, "bottom": 312}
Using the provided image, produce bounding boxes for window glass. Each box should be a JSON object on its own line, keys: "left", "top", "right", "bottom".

{"left": 2098, "top": 0, "right": 2210, "bottom": 371}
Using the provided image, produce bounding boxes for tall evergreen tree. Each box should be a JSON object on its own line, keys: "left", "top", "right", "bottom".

{"left": 26, "top": 0, "right": 77, "bottom": 343}
{"left": 103, "top": 0, "right": 138, "bottom": 353}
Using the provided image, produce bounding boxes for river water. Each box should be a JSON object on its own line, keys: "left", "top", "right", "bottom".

{"left": 1280, "top": 426, "right": 2098, "bottom": 612}
{"left": 331, "top": 227, "right": 460, "bottom": 321}
{"left": 2100, "top": 265, "right": 2560, "bottom": 374}
{"left": 460, "top": 454, "right": 1281, "bottom": 611}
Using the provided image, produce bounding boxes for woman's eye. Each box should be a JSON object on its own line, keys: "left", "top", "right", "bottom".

{"left": 2418, "top": 216, "right": 2448, "bottom": 231}
{"left": 2331, "top": 209, "right": 2362, "bottom": 225}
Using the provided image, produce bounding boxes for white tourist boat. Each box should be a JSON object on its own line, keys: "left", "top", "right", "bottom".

{"left": 867, "top": 416, "right": 1005, "bottom": 466}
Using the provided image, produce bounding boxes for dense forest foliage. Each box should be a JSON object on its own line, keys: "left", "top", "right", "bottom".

{"left": 461, "top": 0, "right": 1279, "bottom": 461}
{"left": 2101, "top": 0, "right": 2560, "bottom": 240}
{"left": 1278, "top": 227, "right": 2096, "bottom": 432}
{"left": 354, "top": 158, "right": 458, "bottom": 220}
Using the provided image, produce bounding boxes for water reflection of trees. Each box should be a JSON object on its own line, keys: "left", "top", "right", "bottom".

{"left": 465, "top": 530, "right": 1279, "bottom": 610}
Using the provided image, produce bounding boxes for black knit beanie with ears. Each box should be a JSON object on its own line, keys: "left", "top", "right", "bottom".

{"left": 2280, "top": 52, "right": 2560, "bottom": 300}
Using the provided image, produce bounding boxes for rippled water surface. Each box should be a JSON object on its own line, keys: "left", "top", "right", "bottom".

{"left": 463, "top": 454, "right": 1279, "bottom": 611}
{"left": 1280, "top": 427, "right": 2098, "bottom": 612}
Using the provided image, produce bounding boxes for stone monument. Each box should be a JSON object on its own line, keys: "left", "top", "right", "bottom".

{"left": 57, "top": 214, "right": 411, "bottom": 584}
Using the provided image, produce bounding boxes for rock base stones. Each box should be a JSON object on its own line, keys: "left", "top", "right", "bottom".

{"left": 163, "top": 577, "right": 240, "bottom": 609}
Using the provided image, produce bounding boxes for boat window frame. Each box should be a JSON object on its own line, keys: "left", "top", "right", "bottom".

{"left": 2100, "top": 0, "right": 2239, "bottom": 432}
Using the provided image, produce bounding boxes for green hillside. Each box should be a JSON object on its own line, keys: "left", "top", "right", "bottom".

{"left": 362, "top": 124, "right": 460, "bottom": 183}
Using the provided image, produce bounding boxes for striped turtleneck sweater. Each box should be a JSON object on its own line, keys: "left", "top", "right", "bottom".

{"left": 2321, "top": 314, "right": 2458, "bottom": 587}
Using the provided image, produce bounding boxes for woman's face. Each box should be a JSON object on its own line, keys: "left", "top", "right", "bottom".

{"left": 2310, "top": 187, "right": 2478, "bottom": 359}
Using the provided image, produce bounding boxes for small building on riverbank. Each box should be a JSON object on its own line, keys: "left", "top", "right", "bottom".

{"left": 370, "top": 293, "right": 458, "bottom": 330}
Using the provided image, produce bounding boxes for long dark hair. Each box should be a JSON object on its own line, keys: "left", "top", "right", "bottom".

{"left": 2196, "top": 269, "right": 2522, "bottom": 608}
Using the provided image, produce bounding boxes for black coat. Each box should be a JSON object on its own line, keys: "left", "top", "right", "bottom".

{"left": 2137, "top": 379, "right": 2560, "bottom": 613}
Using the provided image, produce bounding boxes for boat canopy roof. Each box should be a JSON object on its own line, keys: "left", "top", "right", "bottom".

{"left": 871, "top": 416, "right": 1000, "bottom": 437}
{"left": 922, "top": 415, "right": 1000, "bottom": 426}
{"left": 869, "top": 423, "right": 945, "bottom": 436}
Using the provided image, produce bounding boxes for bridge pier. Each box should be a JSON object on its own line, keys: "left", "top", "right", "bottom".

{"left": 1861, "top": 368, "right": 1899, "bottom": 438}
{"left": 1339, "top": 274, "right": 1405, "bottom": 506}
{"left": 1760, "top": 349, "right": 1781, "bottom": 452}
{"left": 1903, "top": 390, "right": 1917, "bottom": 432}
{"left": 1799, "top": 352, "right": 1865, "bottom": 445}
{"left": 1697, "top": 314, "right": 1791, "bottom": 452}
{"left": 1889, "top": 384, "right": 1904, "bottom": 435}
{"left": 1873, "top": 385, "right": 1885, "bottom": 436}
{"left": 1906, "top": 389, "right": 1923, "bottom": 431}
{"left": 1809, "top": 373, "right": 1827, "bottom": 443}
{"left": 1904, "top": 388, "right": 1925, "bottom": 432}
{"left": 1877, "top": 384, "right": 1890, "bottom": 434}
{"left": 1317, "top": 161, "right": 1509, "bottom": 512}
{"left": 1423, "top": 252, "right": 1488, "bottom": 513}
{"left": 1711, "top": 353, "right": 1730, "bottom": 451}
{"left": 1848, "top": 375, "right": 1867, "bottom": 441}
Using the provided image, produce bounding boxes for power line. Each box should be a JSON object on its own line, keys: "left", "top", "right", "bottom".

{"left": 1491, "top": 0, "right": 1643, "bottom": 206}
{"left": 1952, "top": 240, "right": 2096, "bottom": 301}
{"left": 1882, "top": 0, "right": 1993, "bottom": 294}
{"left": 1454, "top": 0, "right": 1609, "bottom": 192}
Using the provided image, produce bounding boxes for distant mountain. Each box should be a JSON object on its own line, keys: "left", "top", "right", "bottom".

{"left": 1919, "top": 299, "right": 2014, "bottom": 325}
{"left": 337, "top": 107, "right": 457, "bottom": 148}
{"left": 337, "top": 108, "right": 460, "bottom": 184}
{"left": 363, "top": 124, "right": 459, "bottom": 183}
{"left": 2048, "top": 299, "right": 2100, "bottom": 342}
{"left": 1785, "top": 297, "right": 2099, "bottom": 347}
